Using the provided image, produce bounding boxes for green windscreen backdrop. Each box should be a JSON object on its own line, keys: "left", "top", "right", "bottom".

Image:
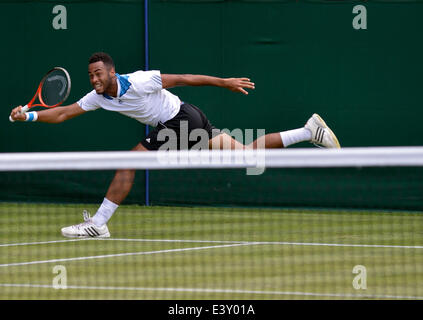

{"left": 0, "top": 0, "right": 147, "bottom": 204}
{"left": 1, "top": 0, "right": 423, "bottom": 210}
{"left": 148, "top": 0, "right": 423, "bottom": 210}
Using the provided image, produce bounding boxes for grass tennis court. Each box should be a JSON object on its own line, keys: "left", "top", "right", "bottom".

{"left": 0, "top": 203, "right": 422, "bottom": 300}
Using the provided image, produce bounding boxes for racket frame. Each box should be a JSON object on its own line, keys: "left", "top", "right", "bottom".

{"left": 9, "top": 67, "right": 71, "bottom": 122}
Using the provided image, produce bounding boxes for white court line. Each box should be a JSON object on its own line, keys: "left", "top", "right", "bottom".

{"left": 0, "top": 238, "right": 247, "bottom": 248}
{"left": 1, "top": 238, "right": 423, "bottom": 249}
{"left": 96, "top": 238, "right": 249, "bottom": 244}
{"left": 0, "top": 242, "right": 255, "bottom": 268}
{"left": 1, "top": 238, "right": 421, "bottom": 268}
{"left": 254, "top": 241, "right": 423, "bottom": 249}
{"left": 0, "top": 239, "right": 86, "bottom": 248}
{"left": 0, "top": 283, "right": 422, "bottom": 300}
{"left": 96, "top": 238, "right": 423, "bottom": 249}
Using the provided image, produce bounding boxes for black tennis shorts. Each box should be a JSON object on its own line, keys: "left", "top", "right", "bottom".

{"left": 140, "top": 103, "right": 221, "bottom": 150}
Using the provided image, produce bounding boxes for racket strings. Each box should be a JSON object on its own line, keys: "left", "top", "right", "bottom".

{"left": 40, "top": 68, "right": 71, "bottom": 107}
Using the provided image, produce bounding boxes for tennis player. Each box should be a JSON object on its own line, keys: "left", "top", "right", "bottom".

{"left": 10, "top": 52, "right": 340, "bottom": 238}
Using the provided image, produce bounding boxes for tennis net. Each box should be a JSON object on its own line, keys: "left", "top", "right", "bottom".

{"left": 0, "top": 147, "right": 422, "bottom": 300}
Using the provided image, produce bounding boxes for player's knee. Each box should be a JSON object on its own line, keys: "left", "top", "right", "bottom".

{"left": 115, "top": 169, "right": 135, "bottom": 182}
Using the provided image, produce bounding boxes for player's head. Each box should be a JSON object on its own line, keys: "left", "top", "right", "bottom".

{"left": 88, "top": 52, "right": 116, "bottom": 94}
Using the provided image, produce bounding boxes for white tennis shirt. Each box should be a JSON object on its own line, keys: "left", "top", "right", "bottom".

{"left": 77, "top": 70, "right": 181, "bottom": 127}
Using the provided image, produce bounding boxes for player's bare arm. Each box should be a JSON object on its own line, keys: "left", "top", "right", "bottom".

{"left": 161, "top": 74, "right": 255, "bottom": 95}
{"left": 10, "top": 103, "right": 86, "bottom": 123}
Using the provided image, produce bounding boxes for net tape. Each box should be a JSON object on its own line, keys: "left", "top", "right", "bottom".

{"left": 1, "top": 147, "right": 423, "bottom": 171}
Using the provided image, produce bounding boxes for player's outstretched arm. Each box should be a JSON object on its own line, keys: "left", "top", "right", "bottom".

{"left": 9, "top": 103, "right": 86, "bottom": 123}
{"left": 161, "top": 74, "right": 255, "bottom": 95}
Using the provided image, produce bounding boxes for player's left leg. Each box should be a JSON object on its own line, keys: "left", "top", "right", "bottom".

{"left": 209, "top": 132, "right": 284, "bottom": 149}
{"left": 209, "top": 113, "right": 340, "bottom": 150}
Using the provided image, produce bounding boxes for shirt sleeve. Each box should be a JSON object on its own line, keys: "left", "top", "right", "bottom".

{"left": 77, "top": 90, "right": 101, "bottom": 111}
{"left": 130, "top": 70, "right": 163, "bottom": 95}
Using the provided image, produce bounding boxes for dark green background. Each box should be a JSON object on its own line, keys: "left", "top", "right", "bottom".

{"left": 1, "top": 0, "right": 422, "bottom": 210}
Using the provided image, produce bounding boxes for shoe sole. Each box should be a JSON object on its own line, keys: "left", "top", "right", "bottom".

{"left": 61, "top": 231, "right": 111, "bottom": 238}
{"left": 312, "top": 114, "right": 341, "bottom": 149}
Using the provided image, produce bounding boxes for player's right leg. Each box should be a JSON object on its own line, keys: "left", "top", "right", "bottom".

{"left": 103, "top": 142, "right": 148, "bottom": 206}
{"left": 61, "top": 210, "right": 111, "bottom": 238}
{"left": 61, "top": 142, "right": 149, "bottom": 238}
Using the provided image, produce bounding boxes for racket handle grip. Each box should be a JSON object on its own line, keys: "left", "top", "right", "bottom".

{"left": 9, "top": 105, "right": 29, "bottom": 122}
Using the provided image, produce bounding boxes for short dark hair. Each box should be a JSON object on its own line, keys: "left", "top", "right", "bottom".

{"left": 89, "top": 52, "right": 115, "bottom": 69}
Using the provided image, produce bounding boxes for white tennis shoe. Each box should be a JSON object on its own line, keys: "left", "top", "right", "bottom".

{"left": 61, "top": 210, "right": 110, "bottom": 238}
{"left": 305, "top": 113, "right": 341, "bottom": 149}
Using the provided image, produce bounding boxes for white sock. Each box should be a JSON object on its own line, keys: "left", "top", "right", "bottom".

{"left": 280, "top": 127, "right": 312, "bottom": 147}
{"left": 92, "top": 198, "right": 119, "bottom": 227}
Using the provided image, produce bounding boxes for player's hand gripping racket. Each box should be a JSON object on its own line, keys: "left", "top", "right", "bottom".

{"left": 9, "top": 67, "right": 71, "bottom": 122}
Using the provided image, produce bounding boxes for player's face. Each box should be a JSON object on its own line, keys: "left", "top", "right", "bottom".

{"left": 88, "top": 61, "right": 115, "bottom": 94}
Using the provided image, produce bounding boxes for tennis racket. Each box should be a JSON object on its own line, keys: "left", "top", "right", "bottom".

{"left": 9, "top": 67, "right": 71, "bottom": 122}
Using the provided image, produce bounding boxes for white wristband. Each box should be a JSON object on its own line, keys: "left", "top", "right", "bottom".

{"left": 25, "top": 111, "right": 38, "bottom": 122}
